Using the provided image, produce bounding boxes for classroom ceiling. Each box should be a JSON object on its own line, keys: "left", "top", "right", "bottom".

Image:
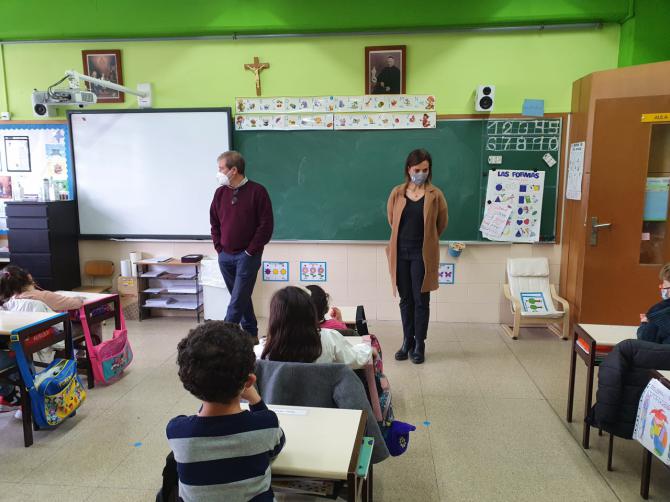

{"left": 1, "top": 0, "right": 630, "bottom": 41}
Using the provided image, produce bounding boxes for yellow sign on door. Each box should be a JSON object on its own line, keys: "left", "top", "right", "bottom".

{"left": 641, "top": 113, "right": 670, "bottom": 123}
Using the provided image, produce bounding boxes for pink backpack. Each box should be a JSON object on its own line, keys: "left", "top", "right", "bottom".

{"left": 79, "top": 306, "right": 133, "bottom": 384}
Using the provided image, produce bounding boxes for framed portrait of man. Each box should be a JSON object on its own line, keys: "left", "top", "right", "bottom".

{"left": 81, "top": 49, "right": 125, "bottom": 103}
{"left": 365, "top": 45, "right": 406, "bottom": 95}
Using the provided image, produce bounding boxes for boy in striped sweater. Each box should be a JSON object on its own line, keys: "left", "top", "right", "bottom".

{"left": 166, "top": 321, "right": 285, "bottom": 501}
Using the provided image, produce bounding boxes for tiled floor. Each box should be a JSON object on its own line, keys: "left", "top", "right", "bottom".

{"left": 1, "top": 319, "right": 669, "bottom": 501}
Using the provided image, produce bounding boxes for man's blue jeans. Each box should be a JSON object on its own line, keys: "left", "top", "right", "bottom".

{"left": 217, "top": 251, "right": 262, "bottom": 337}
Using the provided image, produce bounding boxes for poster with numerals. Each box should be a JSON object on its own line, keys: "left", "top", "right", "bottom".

{"left": 484, "top": 169, "right": 545, "bottom": 242}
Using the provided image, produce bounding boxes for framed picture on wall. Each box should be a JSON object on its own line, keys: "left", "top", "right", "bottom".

{"left": 81, "top": 49, "right": 124, "bottom": 103}
{"left": 365, "top": 45, "right": 406, "bottom": 95}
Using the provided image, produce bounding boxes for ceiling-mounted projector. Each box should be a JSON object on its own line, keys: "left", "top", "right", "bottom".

{"left": 32, "top": 89, "right": 97, "bottom": 116}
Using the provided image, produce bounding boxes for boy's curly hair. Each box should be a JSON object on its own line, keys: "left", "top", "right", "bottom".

{"left": 177, "top": 321, "right": 255, "bottom": 404}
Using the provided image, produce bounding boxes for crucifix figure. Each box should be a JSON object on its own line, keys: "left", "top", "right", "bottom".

{"left": 244, "top": 56, "right": 270, "bottom": 96}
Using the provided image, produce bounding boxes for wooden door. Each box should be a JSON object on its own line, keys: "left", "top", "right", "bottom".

{"left": 581, "top": 96, "right": 670, "bottom": 324}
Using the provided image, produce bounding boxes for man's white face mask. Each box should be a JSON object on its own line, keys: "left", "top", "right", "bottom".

{"left": 216, "top": 171, "right": 231, "bottom": 186}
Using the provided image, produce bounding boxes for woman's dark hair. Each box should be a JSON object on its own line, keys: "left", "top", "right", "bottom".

{"left": 261, "top": 286, "right": 323, "bottom": 363}
{"left": 0, "top": 265, "right": 33, "bottom": 305}
{"left": 306, "top": 285, "right": 329, "bottom": 322}
{"left": 404, "top": 148, "right": 433, "bottom": 184}
{"left": 177, "top": 321, "right": 255, "bottom": 404}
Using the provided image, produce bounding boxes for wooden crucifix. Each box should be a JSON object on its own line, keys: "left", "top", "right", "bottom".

{"left": 244, "top": 56, "right": 270, "bottom": 96}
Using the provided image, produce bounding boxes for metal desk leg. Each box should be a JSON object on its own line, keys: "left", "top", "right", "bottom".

{"left": 566, "top": 328, "right": 578, "bottom": 422}
{"left": 582, "top": 341, "right": 596, "bottom": 449}
{"left": 640, "top": 449, "right": 652, "bottom": 499}
{"left": 19, "top": 383, "right": 33, "bottom": 447}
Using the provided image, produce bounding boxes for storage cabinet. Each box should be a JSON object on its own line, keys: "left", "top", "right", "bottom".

{"left": 6, "top": 201, "right": 80, "bottom": 291}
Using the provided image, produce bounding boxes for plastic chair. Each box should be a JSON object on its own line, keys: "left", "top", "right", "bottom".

{"left": 74, "top": 260, "right": 114, "bottom": 294}
{"left": 502, "top": 257, "right": 570, "bottom": 340}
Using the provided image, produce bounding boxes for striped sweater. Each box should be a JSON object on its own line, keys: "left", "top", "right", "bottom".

{"left": 167, "top": 401, "right": 285, "bottom": 501}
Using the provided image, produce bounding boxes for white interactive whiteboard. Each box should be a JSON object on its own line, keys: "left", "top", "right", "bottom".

{"left": 69, "top": 108, "right": 232, "bottom": 238}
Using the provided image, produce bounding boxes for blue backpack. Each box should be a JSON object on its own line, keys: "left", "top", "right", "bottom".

{"left": 11, "top": 340, "right": 86, "bottom": 428}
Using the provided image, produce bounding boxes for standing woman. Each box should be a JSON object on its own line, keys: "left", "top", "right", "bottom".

{"left": 386, "top": 149, "right": 448, "bottom": 364}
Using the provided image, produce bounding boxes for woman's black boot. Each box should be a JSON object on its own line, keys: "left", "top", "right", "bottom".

{"left": 395, "top": 337, "right": 415, "bottom": 360}
{"left": 411, "top": 338, "right": 425, "bottom": 364}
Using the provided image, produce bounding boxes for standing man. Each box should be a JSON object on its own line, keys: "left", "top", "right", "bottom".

{"left": 210, "top": 151, "right": 273, "bottom": 343}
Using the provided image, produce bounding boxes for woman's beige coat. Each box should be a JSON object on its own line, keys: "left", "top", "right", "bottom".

{"left": 386, "top": 183, "right": 448, "bottom": 295}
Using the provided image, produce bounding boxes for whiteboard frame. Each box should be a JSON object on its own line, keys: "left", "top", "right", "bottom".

{"left": 67, "top": 107, "right": 233, "bottom": 240}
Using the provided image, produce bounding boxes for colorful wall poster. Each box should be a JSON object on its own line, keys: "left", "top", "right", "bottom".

{"left": 520, "top": 292, "right": 549, "bottom": 313}
{"left": 634, "top": 379, "right": 670, "bottom": 466}
{"left": 484, "top": 169, "right": 545, "bottom": 242}
{"left": 262, "top": 261, "right": 289, "bottom": 282}
{"left": 300, "top": 261, "right": 327, "bottom": 282}
{"left": 438, "top": 263, "right": 455, "bottom": 285}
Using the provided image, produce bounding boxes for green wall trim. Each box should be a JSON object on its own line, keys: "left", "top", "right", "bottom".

{"left": 2, "top": 26, "right": 620, "bottom": 120}
{"left": 0, "top": 0, "right": 629, "bottom": 41}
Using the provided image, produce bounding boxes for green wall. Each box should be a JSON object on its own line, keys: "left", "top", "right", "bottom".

{"left": 1, "top": 26, "right": 620, "bottom": 119}
{"left": 0, "top": 0, "right": 629, "bottom": 40}
{"left": 618, "top": 0, "right": 670, "bottom": 66}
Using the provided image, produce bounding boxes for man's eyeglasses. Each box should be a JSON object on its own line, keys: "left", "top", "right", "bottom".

{"left": 659, "top": 284, "right": 670, "bottom": 292}
{"left": 232, "top": 188, "right": 239, "bottom": 205}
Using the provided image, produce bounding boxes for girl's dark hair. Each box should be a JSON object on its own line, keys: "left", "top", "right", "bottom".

{"left": 404, "top": 148, "right": 433, "bottom": 184}
{"left": 261, "top": 286, "right": 323, "bottom": 363}
{"left": 0, "top": 265, "right": 33, "bottom": 305}
{"left": 306, "top": 285, "right": 329, "bottom": 322}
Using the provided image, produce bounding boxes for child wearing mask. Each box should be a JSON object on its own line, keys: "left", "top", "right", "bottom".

{"left": 638, "top": 263, "right": 670, "bottom": 344}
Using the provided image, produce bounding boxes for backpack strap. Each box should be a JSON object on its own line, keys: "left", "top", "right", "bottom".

{"left": 9, "top": 334, "right": 36, "bottom": 392}
{"left": 77, "top": 306, "right": 98, "bottom": 356}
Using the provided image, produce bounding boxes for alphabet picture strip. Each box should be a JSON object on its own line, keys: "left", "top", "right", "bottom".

{"left": 262, "top": 261, "right": 289, "bottom": 282}
{"left": 300, "top": 261, "right": 327, "bottom": 282}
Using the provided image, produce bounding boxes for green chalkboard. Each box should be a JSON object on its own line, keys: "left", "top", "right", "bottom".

{"left": 234, "top": 118, "right": 561, "bottom": 241}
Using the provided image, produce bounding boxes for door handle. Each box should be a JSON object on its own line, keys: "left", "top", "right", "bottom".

{"left": 590, "top": 217, "right": 612, "bottom": 246}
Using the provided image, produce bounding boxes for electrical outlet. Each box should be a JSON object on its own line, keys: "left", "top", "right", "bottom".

{"left": 0, "top": 111, "right": 10, "bottom": 121}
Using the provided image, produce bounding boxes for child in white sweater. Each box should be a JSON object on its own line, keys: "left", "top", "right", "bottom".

{"left": 257, "top": 286, "right": 371, "bottom": 369}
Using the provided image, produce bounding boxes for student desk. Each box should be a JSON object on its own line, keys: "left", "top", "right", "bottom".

{"left": 566, "top": 323, "right": 637, "bottom": 448}
{"left": 55, "top": 291, "right": 123, "bottom": 389}
{"left": 0, "top": 311, "right": 71, "bottom": 447}
{"left": 269, "top": 404, "right": 372, "bottom": 501}
{"left": 640, "top": 370, "right": 670, "bottom": 499}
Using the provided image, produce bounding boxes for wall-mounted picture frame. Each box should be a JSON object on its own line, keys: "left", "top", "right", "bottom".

{"left": 4, "top": 136, "right": 31, "bottom": 172}
{"left": 365, "top": 45, "right": 406, "bottom": 95}
{"left": 81, "top": 49, "right": 124, "bottom": 103}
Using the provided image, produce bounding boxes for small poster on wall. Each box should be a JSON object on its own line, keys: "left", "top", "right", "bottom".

{"left": 263, "top": 261, "right": 289, "bottom": 282}
{"left": 438, "top": 263, "right": 455, "bottom": 285}
{"left": 300, "top": 261, "right": 327, "bottom": 282}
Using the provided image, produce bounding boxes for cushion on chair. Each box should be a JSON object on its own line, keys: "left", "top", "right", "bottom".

{"left": 507, "top": 257, "right": 550, "bottom": 278}
{"left": 506, "top": 258, "right": 562, "bottom": 317}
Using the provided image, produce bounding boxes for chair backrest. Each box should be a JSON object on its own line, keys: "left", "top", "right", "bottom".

{"left": 254, "top": 359, "right": 390, "bottom": 463}
{"left": 2, "top": 298, "right": 53, "bottom": 313}
{"left": 84, "top": 260, "right": 115, "bottom": 278}
{"left": 506, "top": 258, "right": 555, "bottom": 312}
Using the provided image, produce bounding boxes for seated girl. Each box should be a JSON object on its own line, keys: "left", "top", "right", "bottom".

{"left": 0, "top": 266, "right": 84, "bottom": 312}
{"left": 0, "top": 265, "right": 103, "bottom": 346}
{"left": 306, "top": 284, "right": 348, "bottom": 331}
{"left": 257, "top": 286, "right": 371, "bottom": 369}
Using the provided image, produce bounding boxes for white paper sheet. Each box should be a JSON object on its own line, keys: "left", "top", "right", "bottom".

{"left": 566, "top": 142, "right": 585, "bottom": 200}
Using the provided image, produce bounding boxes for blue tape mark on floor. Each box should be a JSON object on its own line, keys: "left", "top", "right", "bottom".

{"left": 133, "top": 442, "right": 143, "bottom": 447}
{"left": 423, "top": 421, "right": 431, "bottom": 427}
